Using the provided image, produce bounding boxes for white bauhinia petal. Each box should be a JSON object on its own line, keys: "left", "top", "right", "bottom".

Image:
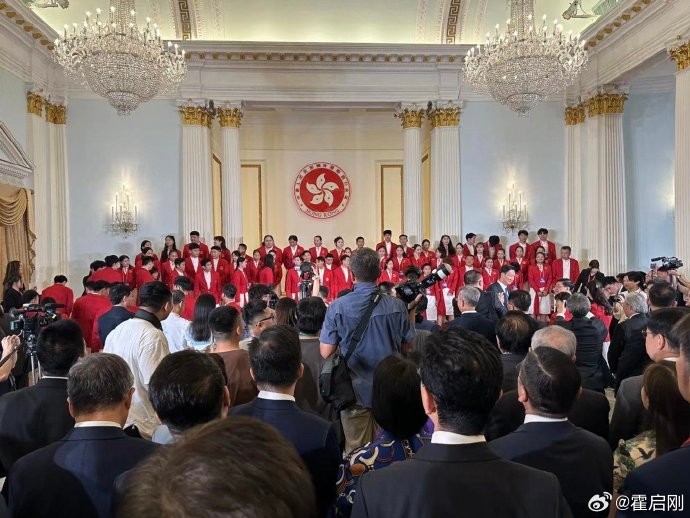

{"left": 324, "top": 190, "right": 334, "bottom": 206}
{"left": 306, "top": 182, "right": 320, "bottom": 195}
{"left": 323, "top": 182, "right": 339, "bottom": 191}
{"left": 311, "top": 193, "right": 324, "bottom": 204}
{"left": 316, "top": 173, "right": 326, "bottom": 189}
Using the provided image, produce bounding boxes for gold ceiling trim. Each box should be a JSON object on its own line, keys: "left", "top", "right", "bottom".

{"left": 444, "top": 0, "right": 462, "bottom": 44}
{"left": 184, "top": 51, "right": 460, "bottom": 63}
{"left": 176, "top": 0, "right": 193, "bottom": 40}
{"left": 0, "top": 2, "right": 54, "bottom": 50}
{"left": 585, "top": 0, "right": 654, "bottom": 50}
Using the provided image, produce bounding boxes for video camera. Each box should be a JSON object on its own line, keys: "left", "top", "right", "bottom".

{"left": 298, "top": 262, "right": 315, "bottom": 300}
{"left": 651, "top": 256, "right": 684, "bottom": 270}
{"left": 9, "top": 303, "right": 62, "bottom": 349}
{"left": 395, "top": 264, "right": 453, "bottom": 305}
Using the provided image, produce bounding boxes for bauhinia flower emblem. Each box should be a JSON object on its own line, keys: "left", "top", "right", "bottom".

{"left": 306, "top": 173, "right": 340, "bottom": 207}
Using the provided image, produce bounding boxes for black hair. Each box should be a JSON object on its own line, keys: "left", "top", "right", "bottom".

{"left": 296, "top": 297, "right": 327, "bottom": 335}
{"left": 651, "top": 307, "right": 690, "bottom": 351}
{"left": 139, "top": 281, "right": 172, "bottom": 311}
{"left": 488, "top": 235, "right": 500, "bottom": 246}
{"left": 275, "top": 297, "right": 298, "bottom": 328}
{"left": 21, "top": 290, "right": 39, "bottom": 304}
{"left": 201, "top": 258, "right": 212, "bottom": 268}
{"left": 174, "top": 258, "right": 185, "bottom": 268}
{"left": 91, "top": 260, "right": 106, "bottom": 271}
{"left": 372, "top": 356, "right": 427, "bottom": 439}
{"left": 109, "top": 283, "right": 132, "bottom": 305}
{"left": 288, "top": 235, "right": 298, "bottom": 242}
{"left": 190, "top": 294, "right": 216, "bottom": 342}
{"left": 625, "top": 271, "right": 646, "bottom": 289}
{"left": 318, "top": 286, "right": 329, "bottom": 299}
{"left": 118, "top": 255, "right": 130, "bottom": 263}
{"left": 105, "top": 255, "right": 119, "bottom": 267}
{"left": 507, "top": 290, "right": 531, "bottom": 312}
{"left": 649, "top": 280, "right": 678, "bottom": 309}
{"left": 222, "top": 283, "right": 237, "bottom": 299}
{"left": 586, "top": 280, "right": 613, "bottom": 315}
{"left": 499, "top": 264, "right": 514, "bottom": 275}
{"left": 188, "top": 243, "right": 200, "bottom": 251}
{"left": 190, "top": 231, "right": 200, "bottom": 237}
{"left": 519, "top": 347, "right": 581, "bottom": 416}
{"left": 589, "top": 259, "right": 600, "bottom": 269}
{"left": 214, "top": 236, "right": 228, "bottom": 250}
{"left": 149, "top": 350, "right": 225, "bottom": 433}
{"left": 53, "top": 275, "right": 68, "bottom": 284}
{"left": 37, "top": 320, "right": 84, "bottom": 376}
{"left": 140, "top": 240, "right": 152, "bottom": 251}
{"left": 142, "top": 256, "right": 154, "bottom": 267}
{"left": 248, "top": 284, "right": 272, "bottom": 302}
{"left": 420, "top": 328, "right": 502, "bottom": 434}
{"left": 537, "top": 228, "right": 548, "bottom": 235}
{"left": 243, "top": 298, "right": 269, "bottom": 327}
{"left": 173, "top": 276, "right": 194, "bottom": 292}
{"left": 349, "top": 248, "right": 379, "bottom": 283}
{"left": 496, "top": 311, "right": 534, "bottom": 354}
{"left": 248, "top": 325, "right": 301, "bottom": 388}
{"left": 171, "top": 290, "right": 185, "bottom": 306}
{"left": 517, "top": 230, "right": 528, "bottom": 237}
{"left": 555, "top": 278, "right": 574, "bottom": 291}
{"left": 208, "top": 306, "right": 242, "bottom": 340}
{"left": 263, "top": 254, "right": 275, "bottom": 270}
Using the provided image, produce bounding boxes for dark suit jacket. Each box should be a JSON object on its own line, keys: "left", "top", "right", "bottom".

{"left": 352, "top": 441, "right": 572, "bottom": 518}
{"left": 490, "top": 421, "right": 613, "bottom": 518}
{"left": 487, "top": 281, "right": 510, "bottom": 317}
{"left": 448, "top": 312, "right": 497, "bottom": 344}
{"left": 230, "top": 397, "right": 340, "bottom": 518}
{"left": 476, "top": 290, "right": 500, "bottom": 323}
{"left": 97, "top": 306, "right": 133, "bottom": 346}
{"left": 485, "top": 389, "right": 610, "bottom": 443}
{"left": 555, "top": 317, "right": 610, "bottom": 392}
{"left": 0, "top": 378, "right": 74, "bottom": 476}
{"left": 608, "top": 313, "right": 650, "bottom": 391}
{"left": 618, "top": 444, "right": 690, "bottom": 518}
{"left": 7, "top": 426, "right": 157, "bottom": 518}
{"left": 500, "top": 352, "right": 526, "bottom": 393}
{"left": 574, "top": 269, "right": 605, "bottom": 295}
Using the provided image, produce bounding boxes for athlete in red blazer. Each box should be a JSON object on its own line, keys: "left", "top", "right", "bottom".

{"left": 378, "top": 268, "right": 400, "bottom": 285}
{"left": 528, "top": 253, "right": 553, "bottom": 314}
{"left": 551, "top": 246, "right": 580, "bottom": 283}
{"left": 245, "top": 250, "right": 263, "bottom": 285}
{"left": 258, "top": 235, "right": 283, "bottom": 266}
{"left": 233, "top": 258, "right": 249, "bottom": 306}
{"left": 330, "top": 257, "right": 354, "bottom": 300}
{"left": 330, "top": 236, "right": 347, "bottom": 267}
{"left": 119, "top": 256, "right": 135, "bottom": 288}
{"left": 391, "top": 246, "right": 411, "bottom": 277}
{"left": 509, "top": 230, "right": 530, "bottom": 261}
{"left": 182, "top": 231, "right": 210, "bottom": 259}
{"left": 482, "top": 259, "right": 500, "bottom": 289}
{"left": 195, "top": 259, "right": 222, "bottom": 302}
{"left": 160, "top": 251, "right": 180, "bottom": 288}
{"left": 529, "top": 228, "right": 557, "bottom": 263}
{"left": 282, "top": 235, "right": 305, "bottom": 270}
{"left": 184, "top": 254, "right": 202, "bottom": 280}
{"left": 134, "top": 258, "right": 155, "bottom": 290}
{"left": 284, "top": 265, "right": 301, "bottom": 300}
{"left": 209, "top": 246, "right": 232, "bottom": 285}
{"left": 309, "top": 235, "right": 330, "bottom": 261}
{"left": 41, "top": 276, "right": 74, "bottom": 316}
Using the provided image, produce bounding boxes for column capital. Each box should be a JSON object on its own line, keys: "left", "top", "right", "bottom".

{"left": 179, "top": 100, "right": 213, "bottom": 127}
{"left": 668, "top": 36, "right": 690, "bottom": 72}
{"left": 217, "top": 102, "right": 244, "bottom": 128}
{"left": 564, "top": 104, "right": 585, "bottom": 126}
{"left": 45, "top": 102, "right": 66, "bottom": 125}
{"left": 27, "top": 91, "right": 45, "bottom": 117}
{"left": 586, "top": 88, "right": 629, "bottom": 117}
{"left": 394, "top": 103, "right": 425, "bottom": 129}
{"left": 428, "top": 100, "right": 462, "bottom": 128}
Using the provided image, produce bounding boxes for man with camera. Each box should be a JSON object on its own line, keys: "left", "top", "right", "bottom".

{"left": 320, "top": 248, "right": 417, "bottom": 452}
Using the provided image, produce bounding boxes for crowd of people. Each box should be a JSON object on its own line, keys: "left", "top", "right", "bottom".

{"left": 0, "top": 228, "right": 689, "bottom": 517}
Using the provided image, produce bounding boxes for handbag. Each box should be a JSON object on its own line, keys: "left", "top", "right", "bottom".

{"left": 319, "top": 291, "right": 382, "bottom": 412}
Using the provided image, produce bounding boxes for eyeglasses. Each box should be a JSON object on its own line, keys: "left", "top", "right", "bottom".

{"left": 255, "top": 314, "right": 275, "bottom": 327}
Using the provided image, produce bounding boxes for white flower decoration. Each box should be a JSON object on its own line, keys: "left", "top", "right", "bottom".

{"left": 306, "top": 173, "right": 339, "bottom": 207}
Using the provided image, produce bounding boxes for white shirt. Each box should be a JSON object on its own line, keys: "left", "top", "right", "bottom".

{"left": 204, "top": 270, "right": 212, "bottom": 286}
{"left": 104, "top": 317, "right": 170, "bottom": 438}
{"left": 524, "top": 414, "right": 568, "bottom": 424}
{"left": 258, "top": 390, "right": 296, "bottom": 402}
{"left": 562, "top": 259, "right": 571, "bottom": 280}
{"left": 74, "top": 420, "right": 121, "bottom": 428}
{"left": 190, "top": 256, "right": 199, "bottom": 271}
{"left": 431, "top": 431, "right": 485, "bottom": 445}
{"left": 161, "top": 312, "right": 190, "bottom": 353}
{"left": 213, "top": 258, "right": 219, "bottom": 270}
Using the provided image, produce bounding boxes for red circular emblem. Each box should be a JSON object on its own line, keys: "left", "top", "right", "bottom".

{"left": 293, "top": 162, "right": 351, "bottom": 219}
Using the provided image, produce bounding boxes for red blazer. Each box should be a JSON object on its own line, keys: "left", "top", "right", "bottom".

{"left": 508, "top": 242, "right": 529, "bottom": 262}
{"left": 160, "top": 260, "right": 177, "bottom": 288}
{"left": 551, "top": 258, "right": 580, "bottom": 283}
{"left": 184, "top": 257, "right": 202, "bottom": 280}
{"left": 454, "top": 266, "right": 478, "bottom": 291}
{"left": 282, "top": 246, "right": 305, "bottom": 270}
{"left": 211, "top": 258, "right": 233, "bottom": 285}
{"left": 285, "top": 268, "right": 300, "bottom": 300}
{"left": 89, "top": 268, "right": 122, "bottom": 285}
{"left": 375, "top": 241, "right": 395, "bottom": 258}
{"left": 486, "top": 244, "right": 504, "bottom": 259}
{"left": 120, "top": 266, "right": 135, "bottom": 288}
{"left": 473, "top": 254, "right": 487, "bottom": 269}
{"left": 195, "top": 270, "right": 222, "bottom": 302}
{"left": 378, "top": 270, "right": 400, "bottom": 284}
{"left": 70, "top": 293, "right": 112, "bottom": 351}
{"left": 259, "top": 267, "right": 275, "bottom": 286}
{"left": 134, "top": 268, "right": 154, "bottom": 290}
{"left": 308, "top": 246, "right": 329, "bottom": 260}
{"left": 529, "top": 240, "right": 557, "bottom": 263}
{"left": 392, "top": 257, "right": 411, "bottom": 277}
{"left": 482, "top": 268, "right": 499, "bottom": 289}
{"left": 514, "top": 258, "right": 530, "bottom": 278}
{"left": 233, "top": 270, "right": 249, "bottom": 305}
{"left": 410, "top": 255, "right": 427, "bottom": 270}
{"left": 400, "top": 246, "right": 414, "bottom": 259}
{"left": 423, "top": 251, "right": 435, "bottom": 263}
{"left": 181, "top": 293, "right": 197, "bottom": 320}
{"left": 528, "top": 264, "right": 553, "bottom": 295}
{"left": 316, "top": 268, "right": 333, "bottom": 294}
{"left": 41, "top": 284, "right": 74, "bottom": 315}
{"left": 258, "top": 246, "right": 282, "bottom": 266}
{"left": 245, "top": 259, "right": 263, "bottom": 284}
{"left": 182, "top": 242, "right": 209, "bottom": 259}
{"left": 423, "top": 281, "right": 446, "bottom": 318}
{"left": 220, "top": 249, "right": 233, "bottom": 263}
{"left": 331, "top": 267, "right": 354, "bottom": 298}
{"left": 462, "top": 243, "right": 476, "bottom": 257}
{"left": 135, "top": 253, "right": 160, "bottom": 269}
{"left": 330, "top": 248, "right": 347, "bottom": 267}
{"left": 509, "top": 271, "right": 525, "bottom": 291}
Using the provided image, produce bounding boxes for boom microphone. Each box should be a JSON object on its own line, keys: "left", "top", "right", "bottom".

{"left": 650, "top": 257, "right": 665, "bottom": 262}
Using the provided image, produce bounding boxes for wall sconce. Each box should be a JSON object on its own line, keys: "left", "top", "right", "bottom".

{"left": 108, "top": 184, "right": 139, "bottom": 237}
{"left": 502, "top": 184, "right": 528, "bottom": 234}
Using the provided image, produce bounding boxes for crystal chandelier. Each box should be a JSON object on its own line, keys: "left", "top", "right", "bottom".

{"left": 502, "top": 184, "right": 528, "bottom": 234}
{"left": 109, "top": 184, "right": 139, "bottom": 236}
{"left": 463, "top": 0, "right": 588, "bottom": 115}
{"left": 53, "top": 0, "right": 186, "bottom": 115}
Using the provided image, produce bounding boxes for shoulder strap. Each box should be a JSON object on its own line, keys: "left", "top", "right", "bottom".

{"left": 343, "top": 291, "right": 382, "bottom": 363}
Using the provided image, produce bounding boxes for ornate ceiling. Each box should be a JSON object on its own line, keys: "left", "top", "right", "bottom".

{"left": 34, "top": 0, "right": 597, "bottom": 44}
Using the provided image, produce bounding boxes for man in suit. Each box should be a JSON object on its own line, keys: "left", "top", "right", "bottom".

{"left": 554, "top": 293, "right": 610, "bottom": 393}
{"left": 449, "top": 286, "right": 496, "bottom": 344}
{"left": 465, "top": 270, "right": 502, "bottom": 323}
{"left": 231, "top": 325, "right": 339, "bottom": 518}
{"left": 486, "top": 325, "right": 610, "bottom": 443}
{"left": 352, "top": 328, "right": 570, "bottom": 518}
{"left": 496, "top": 311, "right": 534, "bottom": 392}
{"left": 486, "top": 264, "right": 516, "bottom": 319}
{"left": 609, "top": 307, "right": 690, "bottom": 448}
{"left": 7, "top": 353, "right": 158, "bottom": 518}
{"left": 0, "top": 320, "right": 84, "bottom": 477}
{"left": 617, "top": 313, "right": 690, "bottom": 517}
{"left": 490, "top": 347, "right": 612, "bottom": 517}
{"left": 95, "top": 282, "right": 135, "bottom": 348}
{"left": 608, "top": 292, "right": 650, "bottom": 392}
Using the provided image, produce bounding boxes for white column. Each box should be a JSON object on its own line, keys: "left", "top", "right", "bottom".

{"left": 429, "top": 101, "right": 462, "bottom": 242}
{"left": 26, "top": 92, "right": 48, "bottom": 287}
{"left": 669, "top": 41, "right": 690, "bottom": 270}
{"left": 180, "top": 103, "right": 214, "bottom": 244}
{"left": 46, "top": 102, "right": 70, "bottom": 280}
{"left": 583, "top": 111, "right": 599, "bottom": 262}
{"left": 218, "top": 103, "right": 244, "bottom": 250}
{"left": 564, "top": 104, "right": 584, "bottom": 261}
{"left": 396, "top": 104, "right": 425, "bottom": 244}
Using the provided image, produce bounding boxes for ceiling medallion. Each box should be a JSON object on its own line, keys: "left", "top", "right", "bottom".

{"left": 463, "top": 0, "right": 588, "bottom": 116}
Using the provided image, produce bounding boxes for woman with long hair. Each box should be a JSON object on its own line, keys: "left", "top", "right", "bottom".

{"left": 160, "top": 235, "right": 178, "bottom": 262}
{"left": 528, "top": 252, "right": 553, "bottom": 321}
{"left": 437, "top": 234, "right": 455, "bottom": 258}
{"left": 613, "top": 363, "right": 690, "bottom": 491}
{"left": 1, "top": 273, "right": 24, "bottom": 313}
{"left": 574, "top": 259, "right": 605, "bottom": 294}
{"left": 259, "top": 253, "right": 275, "bottom": 287}
{"left": 274, "top": 297, "right": 298, "bottom": 328}
{"left": 135, "top": 240, "right": 159, "bottom": 268}
{"left": 184, "top": 293, "right": 217, "bottom": 351}
{"left": 214, "top": 235, "right": 233, "bottom": 263}
{"left": 586, "top": 280, "right": 614, "bottom": 343}
{"left": 2, "top": 261, "right": 23, "bottom": 300}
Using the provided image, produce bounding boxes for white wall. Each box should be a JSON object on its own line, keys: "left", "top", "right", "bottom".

{"left": 67, "top": 99, "right": 181, "bottom": 282}
{"left": 0, "top": 67, "right": 27, "bottom": 151}
{"left": 624, "top": 92, "right": 675, "bottom": 270}
{"left": 461, "top": 101, "right": 566, "bottom": 249}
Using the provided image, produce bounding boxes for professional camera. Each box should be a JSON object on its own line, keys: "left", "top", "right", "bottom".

{"left": 298, "top": 262, "right": 315, "bottom": 300}
{"left": 395, "top": 264, "right": 453, "bottom": 305}
{"left": 651, "top": 256, "right": 684, "bottom": 270}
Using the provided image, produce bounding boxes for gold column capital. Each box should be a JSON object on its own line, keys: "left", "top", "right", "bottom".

{"left": 45, "top": 103, "right": 66, "bottom": 124}
{"left": 428, "top": 103, "right": 461, "bottom": 128}
{"left": 395, "top": 107, "right": 425, "bottom": 129}
{"left": 180, "top": 105, "right": 213, "bottom": 127}
{"left": 586, "top": 92, "right": 628, "bottom": 117}
{"left": 27, "top": 91, "right": 45, "bottom": 117}
{"left": 217, "top": 106, "right": 243, "bottom": 128}
{"left": 669, "top": 40, "right": 690, "bottom": 72}
{"left": 565, "top": 104, "right": 585, "bottom": 125}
